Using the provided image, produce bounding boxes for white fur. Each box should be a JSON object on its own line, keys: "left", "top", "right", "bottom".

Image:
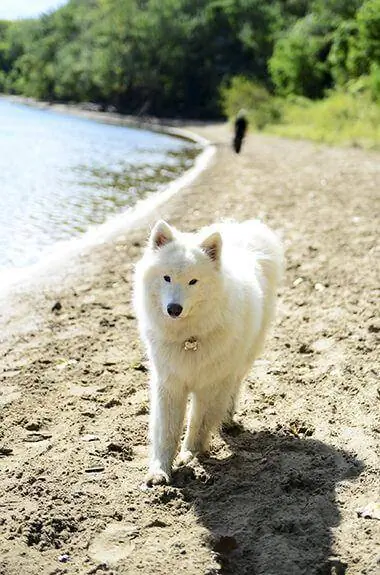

{"left": 134, "top": 219, "right": 283, "bottom": 485}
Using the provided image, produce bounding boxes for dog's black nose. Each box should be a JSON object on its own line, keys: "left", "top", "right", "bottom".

{"left": 167, "top": 303, "right": 183, "bottom": 317}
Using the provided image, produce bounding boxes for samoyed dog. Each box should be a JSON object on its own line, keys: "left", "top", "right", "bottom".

{"left": 134, "top": 219, "right": 283, "bottom": 486}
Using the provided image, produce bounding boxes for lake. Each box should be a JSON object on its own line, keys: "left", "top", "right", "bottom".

{"left": 0, "top": 99, "right": 196, "bottom": 271}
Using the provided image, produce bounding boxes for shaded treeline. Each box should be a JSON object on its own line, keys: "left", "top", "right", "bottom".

{"left": 0, "top": 0, "right": 378, "bottom": 118}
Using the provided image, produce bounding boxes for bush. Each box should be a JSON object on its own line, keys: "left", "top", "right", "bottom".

{"left": 265, "top": 90, "right": 380, "bottom": 149}
{"left": 220, "top": 76, "right": 282, "bottom": 130}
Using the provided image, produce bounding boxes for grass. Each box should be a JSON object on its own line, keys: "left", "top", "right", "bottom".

{"left": 265, "top": 91, "right": 380, "bottom": 150}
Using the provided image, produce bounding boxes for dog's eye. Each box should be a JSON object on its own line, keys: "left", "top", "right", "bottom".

{"left": 163, "top": 275, "right": 171, "bottom": 283}
{"left": 189, "top": 278, "right": 198, "bottom": 285}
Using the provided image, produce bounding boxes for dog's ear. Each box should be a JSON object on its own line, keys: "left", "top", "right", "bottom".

{"left": 149, "top": 220, "right": 174, "bottom": 250}
{"left": 200, "top": 232, "right": 222, "bottom": 264}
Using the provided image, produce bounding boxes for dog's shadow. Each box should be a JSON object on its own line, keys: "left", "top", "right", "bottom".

{"left": 173, "top": 428, "right": 363, "bottom": 575}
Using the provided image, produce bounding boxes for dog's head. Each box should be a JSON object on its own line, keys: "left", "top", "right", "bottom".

{"left": 139, "top": 220, "right": 222, "bottom": 321}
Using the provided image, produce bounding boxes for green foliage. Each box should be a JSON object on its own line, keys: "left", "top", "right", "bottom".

{"left": 312, "top": 0, "right": 362, "bottom": 21}
{"left": 0, "top": 0, "right": 287, "bottom": 117}
{"left": 328, "top": 0, "right": 380, "bottom": 85}
{"left": 220, "top": 76, "right": 282, "bottom": 129}
{"left": 347, "top": 0, "right": 380, "bottom": 77}
{"left": 357, "top": 0, "right": 380, "bottom": 62}
{"left": 269, "top": 15, "right": 333, "bottom": 98}
{"left": 328, "top": 20, "right": 358, "bottom": 85}
{"left": 0, "top": 0, "right": 378, "bottom": 123}
{"left": 266, "top": 90, "right": 380, "bottom": 149}
{"left": 368, "top": 63, "right": 380, "bottom": 100}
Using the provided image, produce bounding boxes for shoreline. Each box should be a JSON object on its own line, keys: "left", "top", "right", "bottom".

{"left": 0, "top": 96, "right": 217, "bottom": 305}
{"left": 1, "top": 94, "right": 219, "bottom": 145}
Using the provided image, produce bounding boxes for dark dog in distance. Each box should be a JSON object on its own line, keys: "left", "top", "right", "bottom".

{"left": 233, "top": 110, "right": 248, "bottom": 154}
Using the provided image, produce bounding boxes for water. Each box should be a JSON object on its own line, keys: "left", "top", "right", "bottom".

{"left": 0, "top": 99, "right": 197, "bottom": 271}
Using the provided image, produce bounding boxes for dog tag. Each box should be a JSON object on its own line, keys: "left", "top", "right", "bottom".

{"left": 184, "top": 337, "right": 198, "bottom": 351}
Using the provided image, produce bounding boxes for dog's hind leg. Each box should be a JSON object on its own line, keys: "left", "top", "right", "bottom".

{"left": 221, "top": 393, "right": 238, "bottom": 431}
{"left": 178, "top": 386, "right": 233, "bottom": 465}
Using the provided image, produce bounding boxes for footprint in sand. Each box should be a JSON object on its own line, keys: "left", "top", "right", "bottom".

{"left": 88, "top": 523, "right": 140, "bottom": 565}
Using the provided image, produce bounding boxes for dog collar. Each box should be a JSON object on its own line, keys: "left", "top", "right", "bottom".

{"left": 184, "top": 337, "right": 198, "bottom": 351}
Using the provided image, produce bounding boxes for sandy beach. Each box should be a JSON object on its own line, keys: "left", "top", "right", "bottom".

{"left": 1, "top": 119, "right": 379, "bottom": 575}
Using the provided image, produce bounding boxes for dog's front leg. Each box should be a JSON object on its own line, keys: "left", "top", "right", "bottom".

{"left": 178, "top": 390, "right": 216, "bottom": 465}
{"left": 146, "top": 378, "right": 186, "bottom": 486}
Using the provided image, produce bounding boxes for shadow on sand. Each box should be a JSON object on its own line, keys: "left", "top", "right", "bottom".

{"left": 173, "top": 428, "right": 363, "bottom": 575}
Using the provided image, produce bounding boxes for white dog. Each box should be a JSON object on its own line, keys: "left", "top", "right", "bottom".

{"left": 134, "top": 219, "right": 283, "bottom": 485}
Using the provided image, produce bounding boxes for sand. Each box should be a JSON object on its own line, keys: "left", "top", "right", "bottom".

{"left": 0, "top": 121, "right": 379, "bottom": 575}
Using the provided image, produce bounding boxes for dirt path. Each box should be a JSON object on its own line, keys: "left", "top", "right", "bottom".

{"left": 1, "top": 124, "right": 379, "bottom": 575}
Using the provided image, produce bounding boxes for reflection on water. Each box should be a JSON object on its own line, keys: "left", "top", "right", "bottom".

{"left": 0, "top": 99, "right": 198, "bottom": 269}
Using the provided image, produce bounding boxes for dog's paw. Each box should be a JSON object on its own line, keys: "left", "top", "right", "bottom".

{"left": 145, "top": 469, "right": 170, "bottom": 487}
{"left": 176, "top": 449, "right": 196, "bottom": 467}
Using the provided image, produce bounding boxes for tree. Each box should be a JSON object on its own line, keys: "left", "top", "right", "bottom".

{"left": 269, "top": 15, "right": 333, "bottom": 98}
{"left": 347, "top": 0, "right": 380, "bottom": 77}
